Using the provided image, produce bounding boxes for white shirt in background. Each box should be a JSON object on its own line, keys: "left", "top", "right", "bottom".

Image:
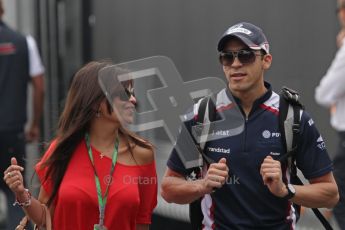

{"left": 315, "top": 37, "right": 345, "bottom": 131}
{"left": 26, "top": 35, "right": 45, "bottom": 77}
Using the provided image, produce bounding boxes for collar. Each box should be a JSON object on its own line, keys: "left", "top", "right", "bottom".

{"left": 226, "top": 81, "right": 273, "bottom": 116}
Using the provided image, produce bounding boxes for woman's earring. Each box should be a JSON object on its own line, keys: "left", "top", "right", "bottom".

{"left": 96, "top": 111, "right": 101, "bottom": 118}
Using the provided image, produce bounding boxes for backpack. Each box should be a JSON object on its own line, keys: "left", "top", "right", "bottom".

{"left": 189, "top": 87, "right": 333, "bottom": 230}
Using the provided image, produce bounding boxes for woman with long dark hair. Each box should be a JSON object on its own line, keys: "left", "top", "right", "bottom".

{"left": 3, "top": 61, "right": 157, "bottom": 230}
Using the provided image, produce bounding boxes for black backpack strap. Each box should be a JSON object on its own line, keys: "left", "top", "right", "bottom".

{"left": 207, "top": 94, "right": 217, "bottom": 122}
{"left": 195, "top": 95, "right": 216, "bottom": 165}
{"left": 279, "top": 86, "right": 303, "bottom": 161}
{"left": 197, "top": 94, "right": 217, "bottom": 127}
{"left": 189, "top": 95, "right": 217, "bottom": 230}
{"left": 278, "top": 87, "right": 333, "bottom": 230}
{"left": 278, "top": 89, "right": 290, "bottom": 157}
{"left": 197, "top": 96, "right": 208, "bottom": 124}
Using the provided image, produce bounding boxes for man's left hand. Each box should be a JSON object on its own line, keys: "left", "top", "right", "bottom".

{"left": 260, "top": 155, "right": 288, "bottom": 198}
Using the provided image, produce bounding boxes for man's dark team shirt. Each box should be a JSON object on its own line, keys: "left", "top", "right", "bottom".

{"left": 167, "top": 82, "right": 333, "bottom": 230}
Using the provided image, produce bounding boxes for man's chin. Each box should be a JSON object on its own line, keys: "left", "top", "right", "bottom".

{"left": 229, "top": 84, "right": 246, "bottom": 92}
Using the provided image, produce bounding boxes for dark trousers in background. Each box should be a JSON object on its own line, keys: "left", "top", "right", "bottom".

{"left": 0, "top": 131, "right": 29, "bottom": 230}
{"left": 333, "top": 132, "right": 345, "bottom": 230}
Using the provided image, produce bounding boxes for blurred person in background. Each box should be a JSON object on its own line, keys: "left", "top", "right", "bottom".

{"left": 0, "top": 0, "right": 44, "bottom": 228}
{"left": 3, "top": 61, "right": 157, "bottom": 229}
{"left": 315, "top": 0, "right": 345, "bottom": 228}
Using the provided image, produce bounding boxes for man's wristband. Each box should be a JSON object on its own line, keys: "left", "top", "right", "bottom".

{"left": 283, "top": 184, "right": 296, "bottom": 200}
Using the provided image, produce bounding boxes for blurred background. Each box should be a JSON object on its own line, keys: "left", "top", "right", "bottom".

{"left": 2, "top": 0, "right": 341, "bottom": 229}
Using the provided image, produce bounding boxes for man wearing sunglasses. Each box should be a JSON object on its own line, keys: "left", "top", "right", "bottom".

{"left": 315, "top": 0, "right": 345, "bottom": 228}
{"left": 162, "top": 22, "right": 339, "bottom": 229}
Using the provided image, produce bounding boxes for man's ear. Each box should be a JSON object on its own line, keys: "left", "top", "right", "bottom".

{"left": 262, "top": 54, "right": 272, "bottom": 70}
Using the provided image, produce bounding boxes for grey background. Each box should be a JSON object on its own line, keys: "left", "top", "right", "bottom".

{"left": 91, "top": 0, "right": 339, "bottom": 155}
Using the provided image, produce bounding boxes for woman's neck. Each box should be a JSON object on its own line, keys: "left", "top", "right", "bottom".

{"left": 88, "top": 120, "right": 120, "bottom": 151}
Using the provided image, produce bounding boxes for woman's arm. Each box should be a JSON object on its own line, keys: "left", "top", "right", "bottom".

{"left": 134, "top": 146, "right": 157, "bottom": 227}
{"left": 20, "top": 187, "right": 51, "bottom": 226}
{"left": 3, "top": 157, "right": 53, "bottom": 226}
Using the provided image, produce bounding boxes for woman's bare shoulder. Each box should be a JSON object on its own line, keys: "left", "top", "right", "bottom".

{"left": 133, "top": 144, "right": 155, "bottom": 165}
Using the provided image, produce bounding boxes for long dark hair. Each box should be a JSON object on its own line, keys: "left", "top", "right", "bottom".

{"left": 41, "top": 61, "right": 152, "bottom": 206}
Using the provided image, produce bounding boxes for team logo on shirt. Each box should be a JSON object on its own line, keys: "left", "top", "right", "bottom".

{"left": 317, "top": 135, "right": 326, "bottom": 150}
{"left": 262, "top": 130, "right": 280, "bottom": 139}
{"left": 308, "top": 118, "right": 314, "bottom": 126}
{"left": 0, "top": 42, "right": 16, "bottom": 55}
{"left": 211, "top": 129, "right": 234, "bottom": 136}
{"left": 262, "top": 130, "right": 271, "bottom": 138}
{"left": 270, "top": 152, "right": 281, "bottom": 156}
{"left": 207, "top": 147, "right": 230, "bottom": 154}
{"left": 186, "top": 169, "right": 202, "bottom": 181}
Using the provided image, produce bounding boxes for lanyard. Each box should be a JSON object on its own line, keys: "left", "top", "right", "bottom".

{"left": 85, "top": 133, "right": 119, "bottom": 228}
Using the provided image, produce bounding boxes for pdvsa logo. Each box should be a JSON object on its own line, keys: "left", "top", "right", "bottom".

{"left": 262, "top": 130, "right": 280, "bottom": 139}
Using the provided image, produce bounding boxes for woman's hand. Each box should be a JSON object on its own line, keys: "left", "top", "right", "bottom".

{"left": 3, "top": 157, "right": 25, "bottom": 195}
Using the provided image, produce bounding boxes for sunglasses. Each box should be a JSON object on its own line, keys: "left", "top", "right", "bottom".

{"left": 219, "top": 49, "right": 263, "bottom": 66}
{"left": 112, "top": 87, "right": 135, "bottom": 101}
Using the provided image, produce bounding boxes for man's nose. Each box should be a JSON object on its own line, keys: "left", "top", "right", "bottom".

{"left": 231, "top": 54, "right": 243, "bottom": 67}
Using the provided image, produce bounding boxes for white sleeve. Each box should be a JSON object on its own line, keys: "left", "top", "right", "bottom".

{"left": 26, "top": 35, "right": 45, "bottom": 77}
{"left": 315, "top": 38, "right": 345, "bottom": 107}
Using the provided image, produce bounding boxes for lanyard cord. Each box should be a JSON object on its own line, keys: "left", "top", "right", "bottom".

{"left": 85, "top": 133, "right": 119, "bottom": 226}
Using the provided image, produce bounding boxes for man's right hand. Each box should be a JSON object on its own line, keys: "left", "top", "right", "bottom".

{"left": 201, "top": 158, "right": 229, "bottom": 194}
